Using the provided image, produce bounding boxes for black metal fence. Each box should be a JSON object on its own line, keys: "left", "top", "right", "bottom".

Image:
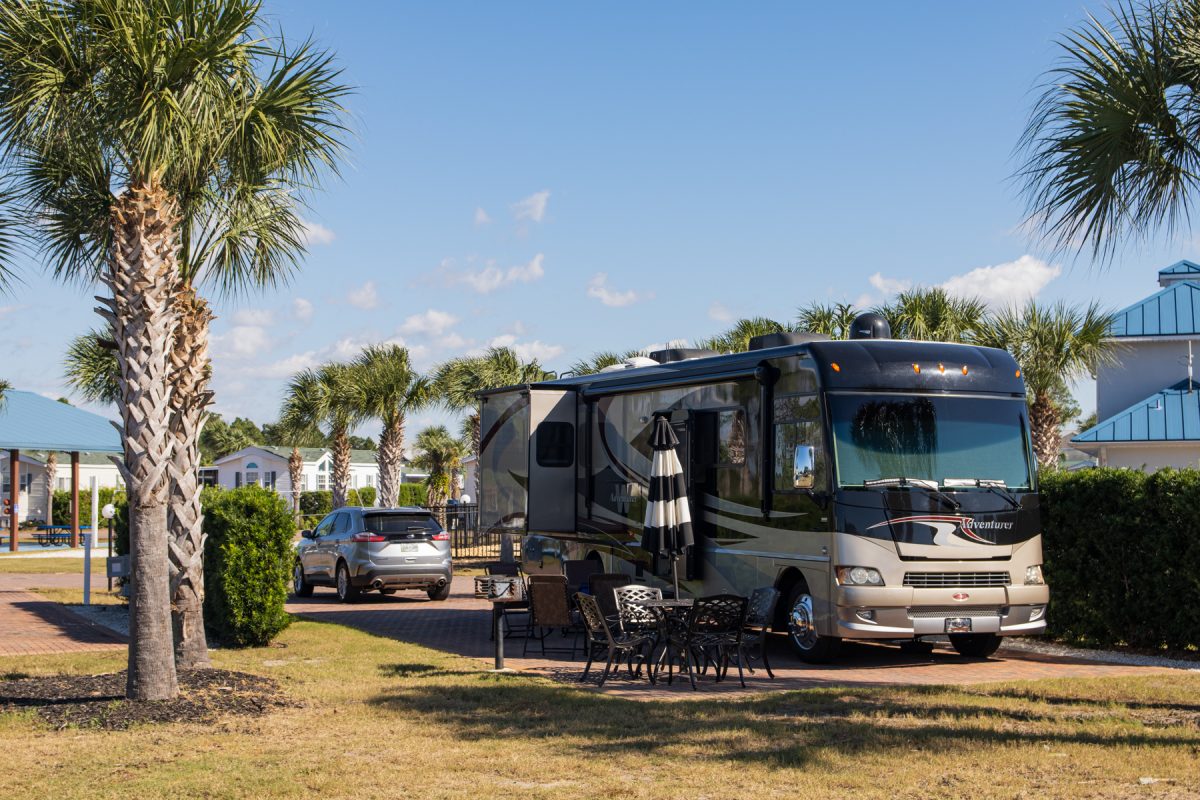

{"left": 427, "top": 503, "right": 522, "bottom": 563}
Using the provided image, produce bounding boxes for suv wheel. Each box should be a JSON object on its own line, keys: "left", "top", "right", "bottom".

{"left": 427, "top": 582, "right": 451, "bottom": 601}
{"left": 293, "top": 561, "right": 314, "bottom": 597}
{"left": 335, "top": 561, "right": 360, "bottom": 603}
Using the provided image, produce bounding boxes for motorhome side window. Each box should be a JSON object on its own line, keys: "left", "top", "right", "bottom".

{"left": 717, "top": 409, "right": 747, "bottom": 465}
{"left": 774, "top": 395, "right": 826, "bottom": 492}
{"left": 535, "top": 420, "right": 575, "bottom": 468}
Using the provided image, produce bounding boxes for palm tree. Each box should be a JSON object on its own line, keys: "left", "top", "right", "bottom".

{"left": 877, "top": 287, "right": 987, "bottom": 343}
{"left": 976, "top": 302, "right": 1118, "bottom": 468}
{"left": 288, "top": 447, "right": 304, "bottom": 516}
{"left": 351, "top": 344, "right": 432, "bottom": 508}
{"left": 796, "top": 302, "right": 860, "bottom": 339}
{"left": 1018, "top": 1, "right": 1200, "bottom": 259}
{"left": 697, "top": 317, "right": 789, "bottom": 353}
{"left": 434, "top": 347, "right": 553, "bottom": 499}
{"left": 0, "top": 0, "right": 350, "bottom": 684}
{"left": 280, "top": 363, "right": 364, "bottom": 510}
{"left": 64, "top": 331, "right": 121, "bottom": 404}
{"left": 412, "top": 426, "right": 467, "bottom": 523}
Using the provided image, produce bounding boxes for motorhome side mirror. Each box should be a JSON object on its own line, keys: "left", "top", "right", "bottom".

{"left": 793, "top": 445, "right": 816, "bottom": 490}
{"left": 300, "top": 529, "right": 315, "bottom": 539}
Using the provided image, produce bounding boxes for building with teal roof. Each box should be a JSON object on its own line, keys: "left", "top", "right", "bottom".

{"left": 1072, "top": 262, "right": 1200, "bottom": 470}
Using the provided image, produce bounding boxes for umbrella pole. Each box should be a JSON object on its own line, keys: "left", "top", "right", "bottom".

{"left": 672, "top": 555, "right": 680, "bottom": 599}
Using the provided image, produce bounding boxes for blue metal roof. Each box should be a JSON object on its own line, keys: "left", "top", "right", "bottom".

{"left": 1073, "top": 379, "right": 1200, "bottom": 444}
{"left": 1158, "top": 259, "right": 1200, "bottom": 279}
{"left": 1108, "top": 279, "right": 1200, "bottom": 337}
{"left": 0, "top": 390, "right": 122, "bottom": 452}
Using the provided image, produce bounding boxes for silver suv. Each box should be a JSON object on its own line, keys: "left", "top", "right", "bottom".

{"left": 293, "top": 507, "right": 452, "bottom": 602}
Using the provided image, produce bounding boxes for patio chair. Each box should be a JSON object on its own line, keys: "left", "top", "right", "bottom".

{"left": 737, "top": 587, "right": 780, "bottom": 679}
{"left": 485, "top": 562, "right": 528, "bottom": 640}
{"left": 524, "top": 578, "right": 582, "bottom": 658}
{"left": 614, "top": 584, "right": 662, "bottom": 634}
{"left": 575, "top": 592, "right": 653, "bottom": 687}
{"left": 589, "top": 573, "right": 633, "bottom": 622}
{"left": 666, "top": 594, "right": 748, "bottom": 690}
{"left": 564, "top": 559, "right": 603, "bottom": 595}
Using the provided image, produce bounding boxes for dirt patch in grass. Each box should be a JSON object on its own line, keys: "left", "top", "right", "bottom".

{"left": 0, "top": 668, "right": 296, "bottom": 730}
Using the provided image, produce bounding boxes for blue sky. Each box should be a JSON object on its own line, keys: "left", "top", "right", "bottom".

{"left": 1, "top": 1, "right": 1193, "bottom": 441}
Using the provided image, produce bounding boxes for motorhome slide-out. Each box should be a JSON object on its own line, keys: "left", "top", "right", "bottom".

{"left": 478, "top": 322, "right": 1049, "bottom": 662}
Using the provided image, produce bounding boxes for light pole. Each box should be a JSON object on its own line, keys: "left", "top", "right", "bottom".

{"left": 101, "top": 502, "right": 116, "bottom": 591}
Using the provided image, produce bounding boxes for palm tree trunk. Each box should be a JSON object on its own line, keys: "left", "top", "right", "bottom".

{"left": 469, "top": 412, "right": 481, "bottom": 500}
{"left": 331, "top": 428, "right": 350, "bottom": 509}
{"left": 289, "top": 447, "right": 303, "bottom": 517}
{"left": 1029, "top": 392, "right": 1061, "bottom": 470}
{"left": 44, "top": 451, "right": 57, "bottom": 526}
{"left": 376, "top": 415, "right": 404, "bottom": 508}
{"left": 167, "top": 286, "right": 213, "bottom": 670}
{"left": 97, "top": 182, "right": 179, "bottom": 701}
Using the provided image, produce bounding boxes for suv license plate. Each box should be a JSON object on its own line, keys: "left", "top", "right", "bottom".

{"left": 945, "top": 617, "right": 972, "bottom": 633}
{"left": 399, "top": 544, "right": 418, "bottom": 553}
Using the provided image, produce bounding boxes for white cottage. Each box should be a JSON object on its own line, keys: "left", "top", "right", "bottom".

{"left": 207, "top": 446, "right": 427, "bottom": 506}
{"left": 1073, "top": 260, "right": 1200, "bottom": 470}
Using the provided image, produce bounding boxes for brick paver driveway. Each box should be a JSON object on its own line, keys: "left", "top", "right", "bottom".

{"left": 287, "top": 576, "right": 1184, "bottom": 697}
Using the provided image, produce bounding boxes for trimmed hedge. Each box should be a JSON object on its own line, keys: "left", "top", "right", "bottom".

{"left": 1041, "top": 468, "right": 1200, "bottom": 649}
{"left": 358, "top": 486, "right": 376, "bottom": 508}
{"left": 202, "top": 485, "right": 294, "bottom": 647}
{"left": 299, "top": 490, "right": 332, "bottom": 516}
{"left": 397, "top": 482, "right": 426, "bottom": 507}
{"left": 52, "top": 486, "right": 125, "bottom": 530}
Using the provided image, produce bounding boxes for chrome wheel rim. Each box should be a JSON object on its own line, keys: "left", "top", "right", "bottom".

{"left": 788, "top": 593, "right": 818, "bottom": 650}
{"left": 293, "top": 563, "right": 303, "bottom": 593}
{"left": 337, "top": 566, "right": 348, "bottom": 598}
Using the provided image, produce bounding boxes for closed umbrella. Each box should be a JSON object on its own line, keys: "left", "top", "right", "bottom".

{"left": 641, "top": 414, "right": 695, "bottom": 597}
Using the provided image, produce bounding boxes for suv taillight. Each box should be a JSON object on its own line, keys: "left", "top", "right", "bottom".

{"left": 350, "top": 532, "right": 386, "bottom": 543}
{"left": 430, "top": 531, "right": 449, "bottom": 541}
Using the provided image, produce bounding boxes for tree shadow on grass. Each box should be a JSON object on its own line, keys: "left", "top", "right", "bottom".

{"left": 365, "top": 671, "right": 1200, "bottom": 769}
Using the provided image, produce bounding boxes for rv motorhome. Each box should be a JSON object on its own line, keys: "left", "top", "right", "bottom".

{"left": 478, "top": 318, "right": 1048, "bottom": 662}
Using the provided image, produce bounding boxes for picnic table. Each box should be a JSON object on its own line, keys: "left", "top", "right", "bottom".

{"left": 32, "top": 525, "right": 93, "bottom": 547}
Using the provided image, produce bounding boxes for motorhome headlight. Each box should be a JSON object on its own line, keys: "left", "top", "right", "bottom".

{"left": 1024, "top": 565, "right": 1045, "bottom": 585}
{"left": 836, "top": 566, "right": 884, "bottom": 586}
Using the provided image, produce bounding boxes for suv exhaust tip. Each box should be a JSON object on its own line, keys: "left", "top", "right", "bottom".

{"left": 371, "top": 579, "right": 384, "bottom": 589}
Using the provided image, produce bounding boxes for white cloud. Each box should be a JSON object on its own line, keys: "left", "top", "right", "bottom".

{"left": 708, "top": 302, "right": 733, "bottom": 323}
{"left": 301, "top": 220, "right": 336, "bottom": 247}
{"left": 941, "top": 255, "right": 1061, "bottom": 308}
{"left": 512, "top": 190, "right": 550, "bottom": 223}
{"left": 398, "top": 309, "right": 459, "bottom": 338}
{"left": 869, "top": 272, "right": 911, "bottom": 297}
{"left": 232, "top": 308, "right": 275, "bottom": 326}
{"left": 587, "top": 272, "right": 651, "bottom": 307}
{"left": 482, "top": 334, "right": 563, "bottom": 364}
{"left": 347, "top": 281, "right": 379, "bottom": 310}
{"left": 442, "top": 254, "right": 546, "bottom": 294}
{"left": 292, "top": 298, "right": 314, "bottom": 322}
{"left": 217, "top": 325, "right": 271, "bottom": 358}
{"left": 473, "top": 207, "right": 491, "bottom": 226}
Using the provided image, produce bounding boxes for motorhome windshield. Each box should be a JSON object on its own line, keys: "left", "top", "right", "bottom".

{"left": 828, "top": 393, "right": 1033, "bottom": 491}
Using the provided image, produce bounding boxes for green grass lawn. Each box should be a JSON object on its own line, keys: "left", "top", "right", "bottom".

{"left": 0, "top": 557, "right": 106, "bottom": 575}
{"left": 1, "top": 618, "right": 1197, "bottom": 799}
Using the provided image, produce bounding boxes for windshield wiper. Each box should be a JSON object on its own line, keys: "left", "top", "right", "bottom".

{"left": 862, "top": 477, "right": 961, "bottom": 511}
{"left": 944, "top": 478, "right": 1021, "bottom": 509}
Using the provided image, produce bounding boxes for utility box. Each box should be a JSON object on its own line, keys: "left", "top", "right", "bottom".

{"left": 107, "top": 555, "right": 129, "bottom": 580}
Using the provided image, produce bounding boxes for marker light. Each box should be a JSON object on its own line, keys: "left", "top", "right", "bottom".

{"left": 961, "top": 366, "right": 968, "bottom": 375}
{"left": 938, "top": 363, "right": 945, "bottom": 374}
{"left": 912, "top": 364, "right": 921, "bottom": 374}
{"left": 831, "top": 362, "right": 841, "bottom": 372}
{"left": 1015, "top": 369, "right": 1021, "bottom": 378}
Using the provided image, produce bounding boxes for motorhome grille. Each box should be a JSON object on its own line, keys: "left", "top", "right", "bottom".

{"left": 908, "top": 606, "right": 1003, "bottom": 618}
{"left": 902, "top": 572, "right": 1010, "bottom": 588}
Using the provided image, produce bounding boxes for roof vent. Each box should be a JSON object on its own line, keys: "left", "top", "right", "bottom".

{"left": 648, "top": 347, "right": 718, "bottom": 364}
{"left": 748, "top": 332, "right": 831, "bottom": 351}
{"left": 848, "top": 312, "right": 891, "bottom": 340}
{"left": 598, "top": 356, "right": 659, "bottom": 373}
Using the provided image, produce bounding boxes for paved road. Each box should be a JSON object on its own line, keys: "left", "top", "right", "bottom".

{"left": 287, "top": 576, "right": 1182, "bottom": 697}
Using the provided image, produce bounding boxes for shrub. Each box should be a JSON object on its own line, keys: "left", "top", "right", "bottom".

{"left": 52, "top": 486, "right": 126, "bottom": 530}
{"left": 346, "top": 488, "right": 361, "bottom": 507}
{"left": 299, "top": 490, "right": 332, "bottom": 517}
{"left": 396, "top": 482, "right": 425, "bottom": 507}
{"left": 358, "top": 486, "right": 376, "bottom": 507}
{"left": 1041, "top": 468, "right": 1200, "bottom": 650}
{"left": 202, "top": 485, "right": 294, "bottom": 647}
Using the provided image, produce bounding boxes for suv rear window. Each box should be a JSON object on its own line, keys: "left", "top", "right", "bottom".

{"left": 363, "top": 513, "right": 441, "bottom": 535}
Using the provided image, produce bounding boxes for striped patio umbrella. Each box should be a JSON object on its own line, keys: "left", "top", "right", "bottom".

{"left": 641, "top": 414, "right": 695, "bottom": 597}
